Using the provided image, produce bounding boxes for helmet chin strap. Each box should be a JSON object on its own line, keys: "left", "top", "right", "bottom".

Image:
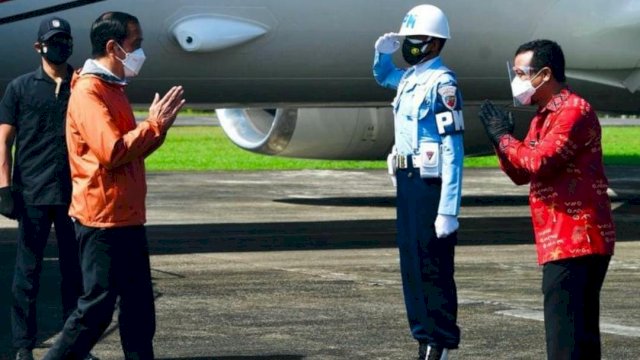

{"left": 417, "top": 42, "right": 436, "bottom": 64}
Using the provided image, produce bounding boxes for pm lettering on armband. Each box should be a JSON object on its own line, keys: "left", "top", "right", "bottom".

{"left": 435, "top": 110, "right": 464, "bottom": 135}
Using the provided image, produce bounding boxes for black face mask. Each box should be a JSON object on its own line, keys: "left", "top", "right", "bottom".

{"left": 41, "top": 41, "right": 73, "bottom": 65}
{"left": 402, "top": 38, "right": 430, "bottom": 66}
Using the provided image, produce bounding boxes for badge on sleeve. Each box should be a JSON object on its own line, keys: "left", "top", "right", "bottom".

{"left": 438, "top": 85, "right": 458, "bottom": 110}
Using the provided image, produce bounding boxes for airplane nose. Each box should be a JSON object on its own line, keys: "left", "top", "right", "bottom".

{"left": 171, "top": 15, "right": 269, "bottom": 52}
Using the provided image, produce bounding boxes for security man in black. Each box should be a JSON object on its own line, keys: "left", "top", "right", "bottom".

{"left": 0, "top": 17, "right": 85, "bottom": 360}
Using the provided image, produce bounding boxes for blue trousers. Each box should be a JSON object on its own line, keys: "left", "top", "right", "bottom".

{"left": 44, "top": 223, "right": 155, "bottom": 360}
{"left": 11, "top": 205, "right": 82, "bottom": 350}
{"left": 396, "top": 167, "right": 460, "bottom": 349}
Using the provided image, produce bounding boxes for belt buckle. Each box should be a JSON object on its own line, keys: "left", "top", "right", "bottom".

{"left": 396, "top": 155, "right": 407, "bottom": 169}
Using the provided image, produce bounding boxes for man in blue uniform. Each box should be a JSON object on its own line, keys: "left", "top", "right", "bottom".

{"left": 373, "top": 4, "right": 464, "bottom": 360}
{"left": 0, "top": 17, "right": 98, "bottom": 360}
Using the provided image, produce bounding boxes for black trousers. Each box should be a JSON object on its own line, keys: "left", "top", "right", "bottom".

{"left": 395, "top": 168, "right": 460, "bottom": 349}
{"left": 11, "top": 205, "right": 82, "bottom": 350}
{"left": 542, "top": 254, "right": 611, "bottom": 360}
{"left": 44, "top": 223, "right": 155, "bottom": 360}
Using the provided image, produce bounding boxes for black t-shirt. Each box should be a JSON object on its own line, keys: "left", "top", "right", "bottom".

{"left": 0, "top": 66, "right": 73, "bottom": 206}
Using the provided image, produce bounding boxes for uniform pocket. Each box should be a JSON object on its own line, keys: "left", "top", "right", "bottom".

{"left": 393, "top": 80, "right": 415, "bottom": 114}
{"left": 414, "top": 85, "right": 431, "bottom": 121}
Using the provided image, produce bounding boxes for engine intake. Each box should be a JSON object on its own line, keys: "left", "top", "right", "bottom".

{"left": 216, "top": 107, "right": 395, "bottom": 160}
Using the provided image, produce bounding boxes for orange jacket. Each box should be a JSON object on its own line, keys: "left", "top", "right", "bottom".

{"left": 66, "top": 61, "right": 165, "bottom": 227}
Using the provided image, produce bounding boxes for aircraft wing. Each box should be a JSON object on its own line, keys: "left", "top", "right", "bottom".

{"left": 1, "top": 0, "right": 639, "bottom": 159}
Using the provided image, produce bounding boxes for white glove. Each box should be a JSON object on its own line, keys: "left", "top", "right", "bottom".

{"left": 435, "top": 214, "right": 459, "bottom": 238}
{"left": 386, "top": 152, "right": 397, "bottom": 187}
{"left": 375, "top": 33, "right": 400, "bottom": 54}
{"left": 386, "top": 145, "right": 398, "bottom": 187}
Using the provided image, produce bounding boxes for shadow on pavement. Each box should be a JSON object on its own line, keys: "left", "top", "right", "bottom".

{"left": 274, "top": 195, "right": 532, "bottom": 208}
{"left": 156, "top": 356, "right": 304, "bottom": 360}
{"left": 0, "top": 196, "right": 637, "bottom": 357}
{"left": 275, "top": 194, "right": 638, "bottom": 208}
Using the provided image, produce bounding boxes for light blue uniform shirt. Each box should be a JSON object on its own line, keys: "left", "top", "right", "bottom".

{"left": 373, "top": 52, "right": 464, "bottom": 216}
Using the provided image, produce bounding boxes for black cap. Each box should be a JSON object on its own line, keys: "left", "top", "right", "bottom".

{"left": 37, "top": 16, "right": 71, "bottom": 42}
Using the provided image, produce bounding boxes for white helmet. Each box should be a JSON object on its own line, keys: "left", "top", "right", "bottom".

{"left": 396, "top": 4, "right": 450, "bottom": 39}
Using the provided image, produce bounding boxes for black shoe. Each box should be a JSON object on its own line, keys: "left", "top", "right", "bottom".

{"left": 418, "top": 343, "right": 428, "bottom": 359}
{"left": 84, "top": 354, "right": 101, "bottom": 360}
{"left": 15, "top": 349, "right": 34, "bottom": 360}
{"left": 417, "top": 343, "right": 449, "bottom": 360}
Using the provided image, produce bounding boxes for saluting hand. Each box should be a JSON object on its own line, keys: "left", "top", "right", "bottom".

{"left": 375, "top": 33, "right": 401, "bottom": 54}
{"left": 148, "top": 86, "right": 186, "bottom": 133}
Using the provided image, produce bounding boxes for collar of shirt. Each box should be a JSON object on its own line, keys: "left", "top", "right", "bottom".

{"left": 34, "top": 64, "right": 73, "bottom": 83}
{"left": 413, "top": 56, "right": 441, "bottom": 77}
{"left": 538, "top": 87, "right": 571, "bottom": 114}
{"left": 402, "top": 56, "right": 442, "bottom": 86}
{"left": 80, "top": 58, "right": 128, "bottom": 86}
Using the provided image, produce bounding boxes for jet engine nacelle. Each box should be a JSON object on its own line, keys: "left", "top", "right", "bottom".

{"left": 216, "top": 105, "right": 532, "bottom": 160}
{"left": 216, "top": 107, "right": 395, "bottom": 160}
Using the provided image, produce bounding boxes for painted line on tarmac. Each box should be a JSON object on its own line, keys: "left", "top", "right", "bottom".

{"left": 496, "top": 309, "right": 640, "bottom": 338}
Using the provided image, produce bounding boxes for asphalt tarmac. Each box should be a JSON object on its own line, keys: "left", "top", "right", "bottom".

{"left": 0, "top": 167, "right": 638, "bottom": 360}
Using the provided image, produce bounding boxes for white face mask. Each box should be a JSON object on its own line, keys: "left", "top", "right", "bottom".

{"left": 510, "top": 70, "right": 543, "bottom": 106}
{"left": 116, "top": 43, "right": 146, "bottom": 77}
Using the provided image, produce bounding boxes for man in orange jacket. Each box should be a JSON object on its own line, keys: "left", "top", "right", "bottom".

{"left": 479, "top": 39, "right": 615, "bottom": 359}
{"left": 44, "top": 11, "right": 185, "bottom": 360}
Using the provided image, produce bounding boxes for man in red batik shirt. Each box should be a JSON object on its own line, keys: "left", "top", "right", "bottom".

{"left": 478, "top": 39, "right": 615, "bottom": 360}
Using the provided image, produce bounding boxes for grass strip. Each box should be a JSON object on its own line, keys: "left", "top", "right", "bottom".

{"left": 144, "top": 126, "right": 640, "bottom": 171}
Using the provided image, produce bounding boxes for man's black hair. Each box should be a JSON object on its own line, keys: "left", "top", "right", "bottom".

{"left": 515, "top": 39, "right": 565, "bottom": 82}
{"left": 90, "top": 11, "right": 139, "bottom": 58}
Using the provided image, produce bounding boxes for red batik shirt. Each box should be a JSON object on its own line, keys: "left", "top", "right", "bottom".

{"left": 495, "top": 88, "right": 615, "bottom": 265}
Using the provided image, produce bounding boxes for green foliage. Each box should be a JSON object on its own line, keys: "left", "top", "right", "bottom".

{"left": 463, "top": 155, "right": 500, "bottom": 167}
{"left": 145, "top": 126, "right": 640, "bottom": 171}
{"left": 601, "top": 127, "right": 640, "bottom": 166}
{"left": 462, "top": 127, "right": 640, "bottom": 167}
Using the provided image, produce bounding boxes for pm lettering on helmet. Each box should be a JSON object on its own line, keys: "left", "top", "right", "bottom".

{"left": 397, "top": 5, "right": 450, "bottom": 39}
{"left": 403, "top": 14, "right": 417, "bottom": 29}
{"left": 435, "top": 110, "right": 464, "bottom": 135}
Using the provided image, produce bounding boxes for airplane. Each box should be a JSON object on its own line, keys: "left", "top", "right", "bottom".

{"left": 1, "top": 0, "right": 640, "bottom": 160}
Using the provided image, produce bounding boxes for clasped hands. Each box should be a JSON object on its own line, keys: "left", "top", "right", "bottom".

{"left": 148, "top": 86, "right": 186, "bottom": 133}
{"left": 478, "top": 100, "right": 515, "bottom": 146}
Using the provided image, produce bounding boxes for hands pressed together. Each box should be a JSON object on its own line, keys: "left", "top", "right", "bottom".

{"left": 478, "top": 100, "right": 515, "bottom": 146}
{"left": 148, "top": 85, "right": 186, "bottom": 133}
